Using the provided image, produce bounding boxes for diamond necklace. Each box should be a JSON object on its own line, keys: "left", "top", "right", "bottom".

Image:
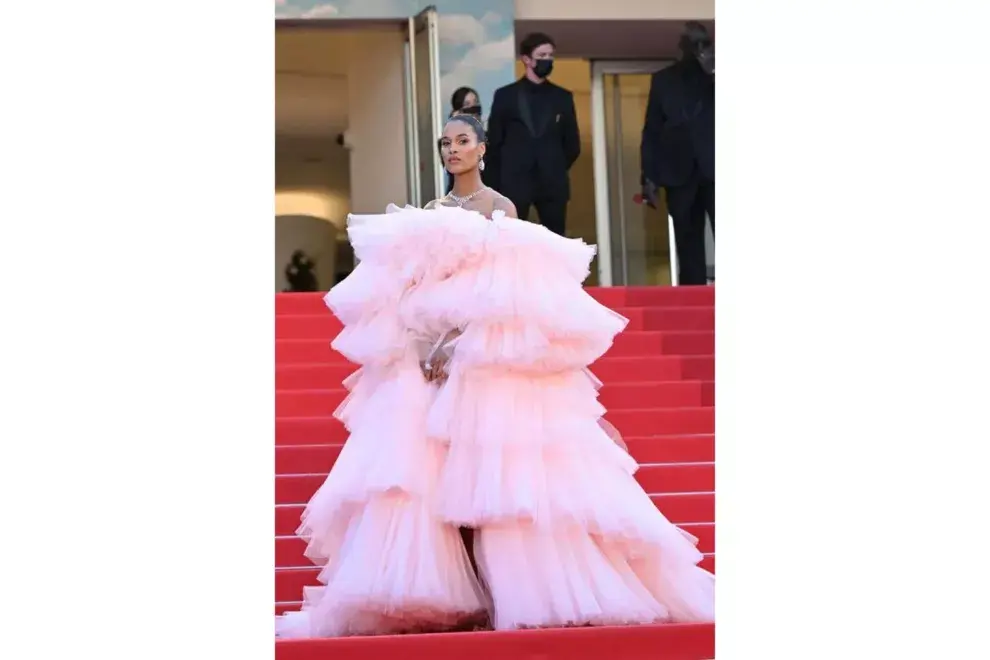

{"left": 445, "top": 186, "right": 489, "bottom": 207}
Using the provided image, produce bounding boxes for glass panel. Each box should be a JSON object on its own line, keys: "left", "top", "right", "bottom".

{"left": 602, "top": 72, "right": 672, "bottom": 286}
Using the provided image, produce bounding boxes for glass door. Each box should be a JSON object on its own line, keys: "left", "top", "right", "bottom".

{"left": 403, "top": 6, "right": 443, "bottom": 208}
{"left": 591, "top": 60, "right": 677, "bottom": 286}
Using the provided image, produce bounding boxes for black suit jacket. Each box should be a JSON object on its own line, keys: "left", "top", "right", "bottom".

{"left": 486, "top": 78, "right": 580, "bottom": 201}
{"left": 641, "top": 60, "right": 715, "bottom": 188}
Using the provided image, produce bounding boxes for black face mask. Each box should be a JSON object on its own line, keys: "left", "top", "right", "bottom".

{"left": 460, "top": 105, "right": 482, "bottom": 117}
{"left": 532, "top": 59, "right": 554, "bottom": 79}
{"left": 696, "top": 46, "right": 714, "bottom": 75}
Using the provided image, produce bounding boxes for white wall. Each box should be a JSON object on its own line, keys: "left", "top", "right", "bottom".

{"left": 275, "top": 28, "right": 349, "bottom": 137}
{"left": 275, "top": 73, "right": 348, "bottom": 137}
{"left": 275, "top": 141, "right": 351, "bottom": 226}
{"left": 345, "top": 30, "right": 408, "bottom": 213}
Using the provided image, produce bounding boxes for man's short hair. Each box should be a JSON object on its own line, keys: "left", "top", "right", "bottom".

{"left": 519, "top": 32, "right": 555, "bottom": 58}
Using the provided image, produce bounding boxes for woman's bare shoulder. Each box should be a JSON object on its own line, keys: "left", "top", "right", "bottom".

{"left": 424, "top": 197, "right": 455, "bottom": 210}
{"left": 490, "top": 191, "right": 518, "bottom": 217}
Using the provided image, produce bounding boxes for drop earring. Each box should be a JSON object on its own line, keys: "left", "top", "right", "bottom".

{"left": 479, "top": 158, "right": 486, "bottom": 172}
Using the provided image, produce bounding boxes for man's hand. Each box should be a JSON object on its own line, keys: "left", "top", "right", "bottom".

{"left": 642, "top": 179, "right": 660, "bottom": 209}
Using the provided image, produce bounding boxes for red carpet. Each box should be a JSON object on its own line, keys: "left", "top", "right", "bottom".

{"left": 274, "top": 285, "right": 715, "bottom": 659}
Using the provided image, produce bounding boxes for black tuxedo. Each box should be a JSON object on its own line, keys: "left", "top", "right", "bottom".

{"left": 486, "top": 78, "right": 580, "bottom": 236}
{"left": 641, "top": 59, "right": 714, "bottom": 285}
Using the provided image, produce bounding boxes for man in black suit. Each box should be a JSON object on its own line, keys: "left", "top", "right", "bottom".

{"left": 641, "top": 21, "right": 715, "bottom": 285}
{"left": 486, "top": 32, "right": 580, "bottom": 237}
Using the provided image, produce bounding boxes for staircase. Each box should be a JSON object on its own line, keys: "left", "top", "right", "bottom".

{"left": 274, "top": 286, "right": 716, "bottom": 659}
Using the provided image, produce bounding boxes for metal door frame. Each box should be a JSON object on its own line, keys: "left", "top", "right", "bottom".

{"left": 590, "top": 59, "right": 675, "bottom": 286}
{"left": 403, "top": 20, "right": 420, "bottom": 206}
{"left": 403, "top": 7, "right": 442, "bottom": 207}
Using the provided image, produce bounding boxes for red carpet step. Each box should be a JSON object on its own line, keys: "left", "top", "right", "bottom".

{"left": 276, "top": 381, "right": 714, "bottom": 417}
{"left": 276, "top": 407, "right": 714, "bottom": 445}
{"left": 275, "top": 491, "right": 713, "bottom": 536}
{"left": 276, "top": 307, "right": 714, "bottom": 338}
{"left": 276, "top": 434, "right": 715, "bottom": 474}
{"left": 275, "top": 622, "right": 714, "bottom": 660}
{"left": 275, "top": 522, "right": 715, "bottom": 567}
{"left": 276, "top": 330, "right": 713, "bottom": 364}
{"left": 276, "top": 553, "right": 714, "bottom": 604}
{"left": 277, "top": 355, "right": 714, "bottom": 389}
{"left": 275, "top": 462, "right": 714, "bottom": 506}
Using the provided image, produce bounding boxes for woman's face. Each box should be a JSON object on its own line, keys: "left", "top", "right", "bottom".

{"left": 439, "top": 120, "right": 485, "bottom": 175}
{"left": 461, "top": 91, "right": 479, "bottom": 109}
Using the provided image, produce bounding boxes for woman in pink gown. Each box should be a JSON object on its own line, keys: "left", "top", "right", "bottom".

{"left": 275, "top": 115, "right": 714, "bottom": 638}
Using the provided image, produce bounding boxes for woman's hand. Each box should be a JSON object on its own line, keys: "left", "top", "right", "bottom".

{"left": 421, "top": 328, "right": 461, "bottom": 383}
{"left": 421, "top": 352, "right": 450, "bottom": 383}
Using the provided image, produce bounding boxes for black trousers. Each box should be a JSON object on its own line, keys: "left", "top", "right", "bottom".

{"left": 665, "top": 175, "right": 714, "bottom": 286}
{"left": 505, "top": 186, "right": 568, "bottom": 237}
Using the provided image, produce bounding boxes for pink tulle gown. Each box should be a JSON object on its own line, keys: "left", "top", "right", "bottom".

{"left": 274, "top": 205, "right": 714, "bottom": 638}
